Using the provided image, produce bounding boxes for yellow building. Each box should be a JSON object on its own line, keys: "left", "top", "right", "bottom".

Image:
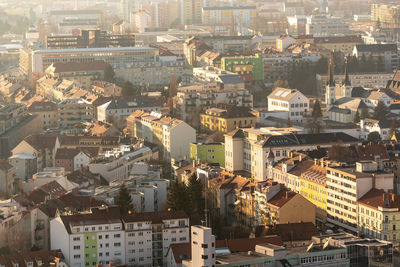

{"left": 202, "top": 6, "right": 256, "bottom": 28}
{"left": 371, "top": 4, "right": 400, "bottom": 29}
{"left": 266, "top": 189, "right": 316, "bottom": 225}
{"left": 181, "top": 0, "right": 203, "bottom": 24}
{"left": 200, "top": 107, "right": 257, "bottom": 133}
{"left": 358, "top": 188, "right": 400, "bottom": 245}
{"left": 314, "top": 36, "right": 363, "bottom": 54}
{"left": 299, "top": 164, "right": 327, "bottom": 224}
{"left": 19, "top": 48, "right": 32, "bottom": 77}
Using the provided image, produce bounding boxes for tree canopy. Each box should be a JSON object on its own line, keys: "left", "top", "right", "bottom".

{"left": 367, "top": 131, "right": 382, "bottom": 143}
{"left": 312, "top": 100, "right": 322, "bottom": 119}
{"left": 104, "top": 65, "right": 116, "bottom": 83}
{"left": 122, "top": 81, "right": 140, "bottom": 97}
{"left": 373, "top": 101, "right": 389, "bottom": 121}
{"left": 115, "top": 184, "right": 133, "bottom": 214}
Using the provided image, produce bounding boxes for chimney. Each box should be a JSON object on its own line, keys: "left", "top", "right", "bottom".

{"left": 299, "top": 154, "right": 302, "bottom": 162}
{"left": 392, "top": 194, "right": 395, "bottom": 202}
{"left": 320, "top": 158, "right": 324, "bottom": 167}
{"left": 314, "top": 159, "right": 317, "bottom": 165}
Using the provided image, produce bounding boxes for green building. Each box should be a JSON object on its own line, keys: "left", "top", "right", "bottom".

{"left": 190, "top": 142, "right": 225, "bottom": 167}
{"left": 221, "top": 53, "right": 263, "bottom": 82}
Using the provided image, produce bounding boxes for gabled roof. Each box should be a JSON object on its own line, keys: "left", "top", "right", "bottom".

{"left": 268, "top": 87, "right": 304, "bottom": 102}
{"left": 226, "top": 128, "right": 245, "bottom": 138}
{"left": 262, "top": 222, "right": 319, "bottom": 242}
{"left": 23, "top": 134, "right": 59, "bottom": 151}
{"left": 356, "top": 143, "right": 389, "bottom": 161}
{"left": 267, "top": 189, "right": 297, "bottom": 208}
{"left": 55, "top": 148, "right": 87, "bottom": 160}
{"left": 358, "top": 188, "right": 400, "bottom": 210}
{"left": 0, "top": 250, "right": 64, "bottom": 267}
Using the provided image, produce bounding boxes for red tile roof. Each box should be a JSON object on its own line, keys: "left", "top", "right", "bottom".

{"left": 24, "top": 134, "right": 59, "bottom": 150}
{"left": 358, "top": 188, "right": 400, "bottom": 210}
{"left": 0, "top": 250, "right": 64, "bottom": 267}
{"left": 356, "top": 144, "right": 389, "bottom": 161}
{"left": 267, "top": 189, "right": 297, "bottom": 208}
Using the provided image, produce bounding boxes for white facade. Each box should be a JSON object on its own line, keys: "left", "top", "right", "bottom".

{"left": 190, "top": 226, "right": 216, "bottom": 267}
{"left": 163, "top": 121, "right": 196, "bottom": 161}
{"left": 267, "top": 88, "right": 309, "bottom": 123}
{"left": 74, "top": 152, "right": 91, "bottom": 171}
{"left": 326, "top": 163, "right": 394, "bottom": 233}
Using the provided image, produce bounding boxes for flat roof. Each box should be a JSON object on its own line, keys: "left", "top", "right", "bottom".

{"left": 33, "top": 46, "right": 156, "bottom": 54}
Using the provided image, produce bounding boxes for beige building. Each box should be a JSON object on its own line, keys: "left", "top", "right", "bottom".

{"left": 36, "top": 76, "right": 75, "bottom": 101}
{"left": 27, "top": 101, "right": 59, "bottom": 130}
{"left": 358, "top": 188, "right": 400, "bottom": 244}
{"left": 58, "top": 98, "right": 93, "bottom": 131}
{"left": 265, "top": 189, "right": 316, "bottom": 225}
{"left": 180, "top": 0, "right": 203, "bottom": 24}
{"left": 45, "top": 61, "right": 109, "bottom": 89}
{"left": 91, "top": 81, "right": 122, "bottom": 97}
{"left": 12, "top": 134, "right": 60, "bottom": 172}
{"left": 371, "top": 3, "right": 400, "bottom": 29}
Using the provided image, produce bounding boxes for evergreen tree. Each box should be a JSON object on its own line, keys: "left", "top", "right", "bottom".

{"left": 166, "top": 180, "right": 192, "bottom": 216}
{"left": 104, "top": 65, "right": 116, "bottom": 83}
{"left": 187, "top": 174, "right": 205, "bottom": 225}
{"left": 115, "top": 184, "right": 133, "bottom": 214}
{"left": 122, "top": 81, "right": 140, "bottom": 97}
{"left": 373, "top": 101, "right": 389, "bottom": 121}
{"left": 376, "top": 55, "right": 385, "bottom": 72}
{"left": 312, "top": 100, "right": 322, "bottom": 119}
{"left": 353, "top": 111, "right": 361, "bottom": 123}
{"left": 367, "top": 131, "right": 382, "bottom": 143}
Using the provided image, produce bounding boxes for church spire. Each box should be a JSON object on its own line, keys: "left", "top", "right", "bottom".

{"left": 327, "top": 54, "right": 335, "bottom": 87}
{"left": 343, "top": 57, "right": 351, "bottom": 86}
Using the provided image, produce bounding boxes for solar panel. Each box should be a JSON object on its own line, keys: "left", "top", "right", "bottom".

{"left": 275, "top": 90, "right": 284, "bottom": 96}
{"left": 281, "top": 91, "right": 290, "bottom": 97}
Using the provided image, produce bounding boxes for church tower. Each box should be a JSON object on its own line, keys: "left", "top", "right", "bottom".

{"left": 325, "top": 55, "right": 336, "bottom": 109}
{"left": 341, "top": 57, "right": 352, "bottom": 98}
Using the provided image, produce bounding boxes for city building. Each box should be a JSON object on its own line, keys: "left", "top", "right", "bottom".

{"left": 50, "top": 206, "right": 189, "bottom": 267}
{"left": 11, "top": 134, "right": 60, "bottom": 172}
{"left": 48, "top": 10, "right": 103, "bottom": 33}
{"left": 314, "top": 36, "right": 363, "bottom": 54}
{"left": 0, "top": 104, "right": 43, "bottom": 159}
{"left": 91, "top": 81, "right": 122, "bottom": 97}
{"left": 45, "top": 29, "right": 135, "bottom": 49}
{"left": 0, "top": 160, "right": 15, "bottom": 197}
{"left": 127, "top": 111, "right": 196, "bottom": 161}
{"left": 36, "top": 76, "right": 75, "bottom": 101}
{"left": 190, "top": 143, "right": 225, "bottom": 167}
{"left": 358, "top": 188, "right": 400, "bottom": 244}
{"left": 267, "top": 88, "right": 310, "bottom": 123}
{"left": 27, "top": 101, "right": 59, "bottom": 130}
{"left": 97, "top": 98, "right": 160, "bottom": 126}
{"left": 352, "top": 44, "right": 399, "bottom": 72}
{"left": 220, "top": 54, "right": 263, "bottom": 82}
{"left": 55, "top": 148, "right": 91, "bottom": 173}
{"left": 326, "top": 161, "right": 394, "bottom": 233}
{"left": 44, "top": 61, "right": 109, "bottom": 90}
{"left": 265, "top": 189, "right": 316, "bottom": 225}
{"left": 202, "top": 6, "right": 256, "bottom": 30}
{"left": 189, "top": 226, "right": 215, "bottom": 266}
{"left": 174, "top": 83, "right": 253, "bottom": 122}
{"left": 200, "top": 106, "right": 257, "bottom": 133}
{"left": 224, "top": 128, "right": 359, "bottom": 180}
{"left": 131, "top": 11, "right": 152, "bottom": 33}
{"left": 371, "top": 3, "right": 400, "bottom": 29}
{"left": 360, "top": 119, "right": 392, "bottom": 141}
{"left": 0, "top": 250, "right": 67, "bottom": 267}
{"left": 9, "top": 152, "right": 37, "bottom": 180}
{"left": 306, "top": 15, "right": 352, "bottom": 36}
{"left": 58, "top": 98, "right": 93, "bottom": 131}
{"left": 179, "top": 0, "right": 203, "bottom": 25}
{"left": 192, "top": 67, "right": 245, "bottom": 90}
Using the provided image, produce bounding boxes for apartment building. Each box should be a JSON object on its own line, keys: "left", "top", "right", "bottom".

{"left": 306, "top": 15, "right": 352, "bottom": 36}
{"left": 224, "top": 128, "right": 359, "bottom": 180}
{"left": 45, "top": 61, "right": 109, "bottom": 90}
{"left": 88, "top": 145, "right": 153, "bottom": 183}
{"left": 326, "top": 161, "right": 394, "bottom": 233}
{"left": 58, "top": 98, "right": 93, "bottom": 131}
{"left": 202, "top": 6, "right": 256, "bottom": 28}
{"left": 36, "top": 76, "right": 75, "bottom": 101}
{"left": 180, "top": 0, "right": 203, "bottom": 24}
{"left": 127, "top": 111, "right": 196, "bottom": 161}
{"left": 352, "top": 44, "right": 399, "bottom": 72}
{"left": 97, "top": 98, "right": 159, "bottom": 124}
{"left": 12, "top": 134, "right": 60, "bottom": 172}
{"left": 200, "top": 107, "right": 256, "bottom": 133}
{"left": 0, "top": 160, "right": 15, "bottom": 197}
{"left": 50, "top": 206, "right": 189, "bottom": 267}
{"left": 357, "top": 189, "right": 400, "bottom": 244}
{"left": 190, "top": 143, "right": 225, "bottom": 167}
{"left": 267, "top": 88, "right": 309, "bottom": 123}
{"left": 314, "top": 36, "right": 363, "bottom": 55}
{"left": 371, "top": 3, "right": 400, "bottom": 29}
{"left": 174, "top": 83, "right": 253, "bottom": 122}
{"left": 27, "top": 101, "right": 59, "bottom": 130}
{"left": 192, "top": 67, "right": 245, "bottom": 90}
{"left": 221, "top": 54, "right": 263, "bottom": 82}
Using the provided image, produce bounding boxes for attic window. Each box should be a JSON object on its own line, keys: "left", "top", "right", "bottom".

{"left": 27, "top": 262, "right": 33, "bottom": 267}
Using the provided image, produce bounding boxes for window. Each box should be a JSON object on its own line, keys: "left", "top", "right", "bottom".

{"left": 114, "top": 234, "right": 120, "bottom": 238}
{"left": 114, "top": 242, "right": 121, "bottom": 247}
{"left": 73, "top": 255, "right": 81, "bottom": 259}
{"left": 73, "top": 237, "right": 80, "bottom": 241}
{"left": 73, "top": 245, "right": 80, "bottom": 250}
{"left": 201, "top": 244, "right": 208, "bottom": 248}
{"left": 201, "top": 255, "right": 208, "bottom": 259}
